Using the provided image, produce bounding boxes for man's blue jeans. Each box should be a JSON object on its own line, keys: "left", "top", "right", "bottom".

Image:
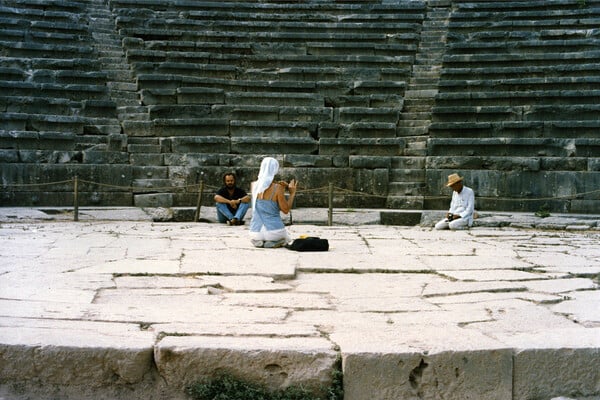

{"left": 216, "top": 202, "right": 249, "bottom": 223}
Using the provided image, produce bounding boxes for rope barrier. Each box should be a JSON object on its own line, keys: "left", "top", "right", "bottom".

{"left": 2, "top": 177, "right": 599, "bottom": 202}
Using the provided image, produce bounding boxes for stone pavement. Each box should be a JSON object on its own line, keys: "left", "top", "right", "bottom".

{"left": 0, "top": 207, "right": 599, "bottom": 400}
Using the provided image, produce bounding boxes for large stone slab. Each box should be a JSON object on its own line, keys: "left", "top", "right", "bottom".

{"left": 513, "top": 347, "right": 600, "bottom": 400}
{"left": 342, "top": 347, "right": 512, "bottom": 400}
{"left": 0, "top": 319, "right": 154, "bottom": 386}
{"left": 155, "top": 336, "right": 338, "bottom": 394}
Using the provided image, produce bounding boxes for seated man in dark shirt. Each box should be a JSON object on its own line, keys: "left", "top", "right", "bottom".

{"left": 214, "top": 172, "right": 250, "bottom": 225}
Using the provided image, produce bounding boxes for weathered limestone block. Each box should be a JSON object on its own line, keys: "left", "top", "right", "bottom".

{"left": 279, "top": 106, "right": 333, "bottom": 122}
{"left": 155, "top": 336, "right": 337, "bottom": 394}
{"left": 140, "top": 88, "right": 177, "bottom": 105}
{"left": 154, "top": 118, "right": 229, "bottom": 137}
{"left": 83, "top": 151, "right": 129, "bottom": 164}
{"left": 342, "top": 122, "right": 398, "bottom": 138}
{"left": 318, "top": 121, "right": 340, "bottom": 138}
{"left": 425, "top": 156, "right": 541, "bottom": 171}
{"left": 148, "top": 105, "right": 212, "bottom": 119}
{"left": 349, "top": 155, "right": 391, "bottom": 169}
{"left": 80, "top": 100, "right": 117, "bottom": 118}
{"left": 230, "top": 120, "right": 318, "bottom": 138}
{"left": 230, "top": 137, "right": 318, "bottom": 155}
{"left": 130, "top": 153, "right": 164, "bottom": 166}
{"left": 0, "top": 164, "right": 132, "bottom": 191}
{"left": 513, "top": 348, "right": 600, "bottom": 400}
{"left": 170, "top": 136, "right": 230, "bottom": 153}
{"left": 0, "top": 325, "right": 154, "bottom": 386}
{"left": 352, "top": 80, "right": 406, "bottom": 95}
{"left": 132, "top": 166, "right": 169, "bottom": 179}
{"left": 343, "top": 350, "right": 512, "bottom": 400}
{"left": 0, "top": 150, "right": 19, "bottom": 163}
{"left": 134, "top": 193, "right": 173, "bottom": 207}
{"left": 283, "top": 154, "right": 333, "bottom": 168}
{"left": 320, "top": 138, "right": 405, "bottom": 156}
{"left": 128, "top": 144, "right": 163, "bottom": 154}
{"left": 354, "top": 168, "right": 389, "bottom": 197}
{"left": 122, "top": 120, "right": 154, "bottom": 137}
{"left": 226, "top": 92, "right": 324, "bottom": 107}
{"left": 163, "top": 153, "right": 220, "bottom": 167}
{"left": 336, "top": 107, "right": 400, "bottom": 124}
{"left": 177, "top": 87, "right": 225, "bottom": 104}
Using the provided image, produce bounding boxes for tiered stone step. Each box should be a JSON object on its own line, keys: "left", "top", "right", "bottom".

{"left": 108, "top": 0, "right": 425, "bottom": 203}
{"left": 0, "top": 0, "right": 131, "bottom": 206}
{"left": 387, "top": 2, "right": 451, "bottom": 209}
{"left": 427, "top": 0, "right": 600, "bottom": 212}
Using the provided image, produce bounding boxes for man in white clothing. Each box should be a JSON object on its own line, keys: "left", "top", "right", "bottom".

{"left": 435, "top": 173, "right": 475, "bottom": 230}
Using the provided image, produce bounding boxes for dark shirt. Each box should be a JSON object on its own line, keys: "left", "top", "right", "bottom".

{"left": 216, "top": 186, "right": 248, "bottom": 213}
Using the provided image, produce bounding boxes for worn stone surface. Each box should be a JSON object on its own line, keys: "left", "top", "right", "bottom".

{"left": 0, "top": 207, "right": 599, "bottom": 400}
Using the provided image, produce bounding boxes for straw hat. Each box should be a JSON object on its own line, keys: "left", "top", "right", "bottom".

{"left": 446, "top": 173, "right": 463, "bottom": 187}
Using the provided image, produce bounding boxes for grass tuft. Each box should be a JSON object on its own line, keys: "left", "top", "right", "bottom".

{"left": 187, "top": 358, "right": 343, "bottom": 400}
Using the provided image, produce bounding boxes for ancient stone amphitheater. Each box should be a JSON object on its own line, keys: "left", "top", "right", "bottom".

{"left": 1, "top": 0, "right": 599, "bottom": 213}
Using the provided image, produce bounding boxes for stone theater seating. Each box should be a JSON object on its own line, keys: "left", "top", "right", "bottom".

{"left": 111, "top": 0, "right": 423, "bottom": 207}
{"left": 1, "top": 0, "right": 599, "bottom": 213}
{"left": 428, "top": 0, "right": 600, "bottom": 212}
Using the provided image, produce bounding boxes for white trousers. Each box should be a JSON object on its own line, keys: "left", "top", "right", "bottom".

{"left": 435, "top": 217, "right": 469, "bottom": 230}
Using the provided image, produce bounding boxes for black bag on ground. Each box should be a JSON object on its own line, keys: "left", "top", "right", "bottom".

{"left": 288, "top": 237, "right": 329, "bottom": 252}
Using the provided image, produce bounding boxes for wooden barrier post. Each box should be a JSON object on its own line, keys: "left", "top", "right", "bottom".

{"left": 328, "top": 182, "right": 333, "bottom": 226}
{"left": 73, "top": 175, "right": 79, "bottom": 222}
{"left": 194, "top": 180, "right": 204, "bottom": 222}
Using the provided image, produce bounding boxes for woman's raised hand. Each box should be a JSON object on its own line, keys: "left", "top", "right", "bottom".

{"left": 288, "top": 179, "right": 297, "bottom": 194}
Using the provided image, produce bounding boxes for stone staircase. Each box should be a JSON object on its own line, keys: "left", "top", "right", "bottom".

{"left": 87, "top": 0, "right": 178, "bottom": 206}
{"left": 87, "top": 0, "right": 144, "bottom": 122}
{"left": 387, "top": 0, "right": 451, "bottom": 209}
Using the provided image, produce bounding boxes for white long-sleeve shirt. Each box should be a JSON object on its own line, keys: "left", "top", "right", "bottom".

{"left": 448, "top": 185, "right": 475, "bottom": 226}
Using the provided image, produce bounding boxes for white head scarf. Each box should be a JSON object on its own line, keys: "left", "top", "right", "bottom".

{"left": 252, "top": 157, "right": 279, "bottom": 209}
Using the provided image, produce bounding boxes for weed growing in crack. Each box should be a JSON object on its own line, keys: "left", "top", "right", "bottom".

{"left": 186, "top": 357, "right": 343, "bottom": 400}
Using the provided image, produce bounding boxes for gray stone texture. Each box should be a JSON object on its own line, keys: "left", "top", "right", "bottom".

{"left": 1, "top": 0, "right": 598, "bottom": 211}
{"left": 0, "top": 207, "right": 599, "bottom": 399}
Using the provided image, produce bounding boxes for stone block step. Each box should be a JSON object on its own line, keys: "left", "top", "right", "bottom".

{"left": 225, "top": 92, "right": 324, "bottom": 107}
{"left": 1, "top": 112, "right": 92, "bottom": 134}
{"left": 230, "top": 136, "right": 319, "bottom": 155}
{"left": 0, "top": 81, "right": 108, "bottom": 101}
{"left": 397, "top": 126, "right": 429, "bottom": 136}
{"left": 435, "top": 90, "right": 600, "bottom": 107}
{"left": 441, "top": 63, "right": 600, "bottom": 80}
{"left": 443, "top": 50, "right": 600, "bottom": 67}
{"left": 110, "top": 0, "right": 426, "bottom": 13}
{"left": 0, "top": 96, "right": 75, "bottom": 115}
{"left": 435, "top": 104, "right": 600, "bottom": 123}
{"left": 128, "top": 49, "right": 415, "bottom": 70}
{"left": 449, "top": 38, "right": 599, "bottom": 55}
{"left": 242, "top": 66, "right": 411, "bottom": 82}
{"left": 390, "top": 168, "right": 426, "bottom": 182}
{"left": 319, "top": 137, "right": 406, "bottom": 157}
{"left": 306, "top": 42, "right": 417, "bottom": 57}
{"left": 119, "top": 26, "right": 420, "bottom": 46}
{"left": 0, "top": 130, "right": 77, "bottom": 150}
{"left": 127, "top": 17, "right": 424, "bottom": 36}
{"left": 426, "top": 155, "right": 594, "bottom": 173}
{"left": 439, "top": 77, "right": 600, "bottom": 93}
{"left": 385, "top": 195, "right": 424, "bottom": 209}
{"left": 214, "top": 105, "right": 334, "bottom": 123}
{"left": 229, "top": 120, "right": 317, "bottom": 138}
{"left": 388, "top": 181, "right": 426, "bottom": 196}
{"left": 391, "top": 156, "right": 426, "bottom": 169}
{"left": 428, "top": 137, "right": 600, "bottom": 157}
{"left": 149, "top": 118, "right": 230, "bottom": 138}
{"left": 0, "top": 40, "right": 94, "bottom": 58}
{"left": 380, "top": 210, "right": 422, "bottom": 226}
{"left": 0, "top": 57, "right": 99, "bottom": 71}
{"left": 336, "top": 107, "right": 400, "bottom": 124}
